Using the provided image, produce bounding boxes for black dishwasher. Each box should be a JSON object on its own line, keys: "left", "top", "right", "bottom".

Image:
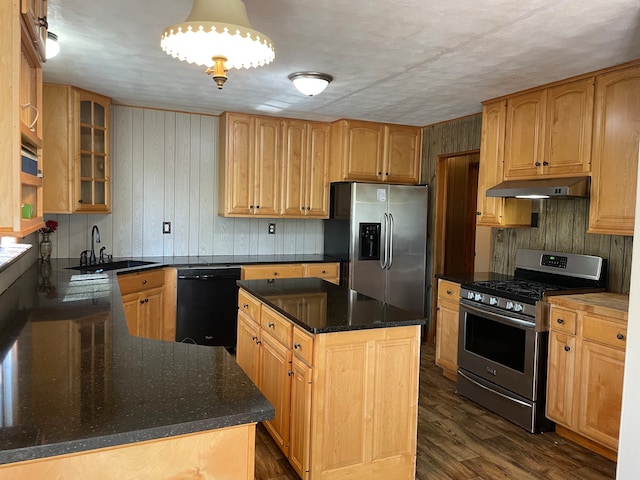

{"left": 176, "top": 267, "right": 241, "bottom": 348}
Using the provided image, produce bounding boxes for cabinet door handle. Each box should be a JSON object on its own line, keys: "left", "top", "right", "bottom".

{"left": 564, "top": 345, "right": 571, "bottom": 352}
{"left": 476, "top": 211, "right": 481, "bottom": 216}
{"left": 243, "top": 303, "right": 249, "bottom": 308}
{"left": 140, "top": 300, "right": 145, "bottom": 305}
{"left": 617, "top": 333, "right": 625, "bottom": 340}
{"left": 535, "top": 162, "right": 541, "bottom": 167}
{"left": 543, "top": 161, "right": 549, "bottom": 166}
{"left": 145, "top": 298, "right": 149, "bottom": 303}
{"left": 556, "top": 318, "right": 564, "bottom": 324}
{"left": 293, "top": 343, "right": 301, "bottom": 349}
{"left": 288, "top": 370, "right": 293, "bottom": 377}
{"left": 446, "top": 290, "right": 452, "bottom": 295}
{"left": 268, "top": 322, "right": 275, "bottom": 328}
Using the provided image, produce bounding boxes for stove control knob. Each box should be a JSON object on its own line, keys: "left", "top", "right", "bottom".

{"left": 513, "top": 303, "right": 524, "bottom": 313}
{"left": 474, "top": 293, "right": 484, "bottom": 302}
{"left": 467, "top": 292, "right": 475, "bottom": 300}
{"left": 489, "top": 297, "right": 499, "bottom": 306}
{"left": 505, "top": 301, "right": 514, "bottom": 310}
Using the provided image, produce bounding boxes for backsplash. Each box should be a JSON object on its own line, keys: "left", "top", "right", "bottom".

{"left": 45, "top": 106, "right": 324, "bottom": 259}
{"left": 491, "top": 198, "right": 632, "bottom": 293}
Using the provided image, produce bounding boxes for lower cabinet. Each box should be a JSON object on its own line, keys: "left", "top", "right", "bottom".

{"left": 236, "top": 288, "right": 420, "bottom": 480}
{"left": 118, "top": 268, "right": 175, "bottom": 341}
{"left": 434, "top": 279, "right": 460, "bottom": 380}
{"left": 547, "top": 294, "right": 628, "bottom": 461}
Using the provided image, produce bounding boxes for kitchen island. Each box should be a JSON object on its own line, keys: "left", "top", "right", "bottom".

{"left": 236, "top": 278, "right": 426, "bottom": 480}
{"left": 0, "top": 260, "right": 274, "bottom": 479}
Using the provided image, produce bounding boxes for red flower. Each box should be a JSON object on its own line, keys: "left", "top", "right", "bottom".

{"left": 40, "top": 220, "right": 58, "bottom": 235}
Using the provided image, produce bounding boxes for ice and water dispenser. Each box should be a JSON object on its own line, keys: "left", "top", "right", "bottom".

{"left": 359, "top": 223, "right": 380, "bottom": 260}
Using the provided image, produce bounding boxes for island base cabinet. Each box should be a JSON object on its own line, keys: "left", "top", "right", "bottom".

{"left": 310, "top": 326, "right": 420, "bottom": 480}
{"left": 290, "top": 356, "right": 313, "bottom": 480}
{"left": 0, "top": 425, "right": 257, "bottom": 480}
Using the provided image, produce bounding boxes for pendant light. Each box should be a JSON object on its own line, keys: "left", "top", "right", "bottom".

{"left": 161, "top": 0, "right": 275, "bottom": 89}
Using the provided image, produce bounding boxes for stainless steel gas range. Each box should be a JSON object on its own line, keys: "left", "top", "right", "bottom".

{"left": 456, "top": 249, "right": 607, "bottom": 433}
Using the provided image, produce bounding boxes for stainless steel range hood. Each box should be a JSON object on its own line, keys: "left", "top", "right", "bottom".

{"left": 485, "top": 176, "right": 590, "bottom": 199}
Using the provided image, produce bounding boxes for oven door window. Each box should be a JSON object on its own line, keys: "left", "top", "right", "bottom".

{"left": 464, "top": 312, "right": 526, "bottom": 373}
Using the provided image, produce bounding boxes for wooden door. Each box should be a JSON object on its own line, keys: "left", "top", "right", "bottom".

{"left": 476, "top": 100, "right": 506, "bottom": 226}
{"left": 589, "top": 65, "right": 640, "bottom": 235}
{"left": 281, "top": 120, "right": 307, "bottom": 216}
{"left": 343, "top": 120, "right": 384, "bottom": 181}
{"left": 544, "top": 78, "right": 594, "bottom": 176}
{"left": 139, "top": 286, "right": 164, "bottom": 340}
{"left": 222, "top": 113, "right": 255, "bottom": 215}
{"left": 305, "top": 122, "right": 330, "bottom": 217}
{"left": 260, "top": 332, "right": 292, "bottom": 456}
{"left": 435, "top": 300, "right": 459, "bottom": 376}
{"left": 546, "top": 331, "right": 577, "bottom": 427}
{"left": 383, "top": 125, "right": 421, "bottom": 184}
{"left": 236, "top": 312, "right": 261, "bottom": 385}
{"left": 577, "top": 340, "right": 625, "bottom": 450}
{"left": 504, "top": 90, "right": 546, "bottom": 179}
{"left": 289, "top": 356, "right": 312, "bottom": 480}
{"left": 254, "top": 116, "right": 281, "bottom": 216}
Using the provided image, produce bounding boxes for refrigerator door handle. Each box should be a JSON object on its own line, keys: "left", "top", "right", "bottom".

{"left": 380, "top": 213, "right": 389, "bottom": 270}
{"left": 388, "top": 213, "right": 394, "bottom": 269}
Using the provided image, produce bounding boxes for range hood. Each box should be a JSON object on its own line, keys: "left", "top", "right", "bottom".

{"left": 486, "top": 176, "right": 590, "bottom": 199}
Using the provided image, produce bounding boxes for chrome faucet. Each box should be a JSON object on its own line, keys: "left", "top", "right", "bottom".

{"left": 89, "top": 225, "right": 101, "bottom": 265}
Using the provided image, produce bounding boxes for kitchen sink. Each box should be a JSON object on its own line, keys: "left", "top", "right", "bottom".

{"left": 65, "top": 260, "right": 157, "bottom": 272}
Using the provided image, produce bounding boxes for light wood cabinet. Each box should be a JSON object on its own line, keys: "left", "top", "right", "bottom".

{"left": 547, "top": 293, "right": 628, "bottom": 461}
{"left": 588, "top": 65, "right": 640, "bottom": 236}
{"left": 241, "top": 262, "right": 340, "bottom": 285}
{"left": 476, "top": 100, "right": 531, "bottom": 227}
{"left": 20, "top": 0, "right": 47, "bottom": 62}
{"left": 43, "top": 84, "right": 111, "bottom": 213}
{"left": 434, "top": 279, "right": 460, "bottom": 380}
{"left": 118, "top": 268, "right": 174, "bottom": 341}
{"left": 281, "top": 120, "right": 330, "bottom": 217}
{"left": 0, "top": 0, "right": 45, "bottom": 237}
{"left": 503, "top": 78, "right": 593, "bottom": 179}
{"left": 218, "top": 112, "right": 281, "bottom": 217}
{"left": 236, "top": 289, "right": 420, "bottom": 479}
{"left": 330, "top": 120, "right": 422, "bottom": 184}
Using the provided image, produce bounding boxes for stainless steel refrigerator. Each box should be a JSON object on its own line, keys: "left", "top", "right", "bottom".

{"left": 324, "top": 182, "right": 428, "bottom": 316}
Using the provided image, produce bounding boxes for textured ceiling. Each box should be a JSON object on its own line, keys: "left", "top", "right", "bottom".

{"left": 44, "top": 0, "right": 640, "bottom": 126}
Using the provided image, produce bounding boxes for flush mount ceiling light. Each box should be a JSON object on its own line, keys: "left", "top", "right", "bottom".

{"left": 46, "top": 32, "right": 60, "bottom": 59}
{"left": 288, "top": 72, "right": 333, "bottom": 96}
{"left": 160, "top": 0, "right": 275, "bottom": 89}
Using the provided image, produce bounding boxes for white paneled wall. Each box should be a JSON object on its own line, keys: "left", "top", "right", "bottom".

{"left": 45, "top": 106, "right": 324, "bottom": 259}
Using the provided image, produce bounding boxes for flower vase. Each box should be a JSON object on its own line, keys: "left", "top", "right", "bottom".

{"left": 40, "top": 232, "right": 52, "bottom": 261}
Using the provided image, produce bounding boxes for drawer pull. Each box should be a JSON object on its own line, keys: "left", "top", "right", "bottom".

{"left": 273, "top": 272, "right": 278, "bottom": 276}
{"left": 322, "top": 270, "right": 326, "bottom": 274}
{"left": 446, "top": 290, "right": 452, "bottom": 295}
{"left": 293, "top": 343, "right": 301, "bottom": 349}
{"left": 142, "top": 280, "right": 147, "bottom": 285}
{"left": 268, "top": 322, "right": 275, "bottom": 328}
{"left": 617, "top": 333, "right": 625, "bottom": 340}
{"left": 556, "top": 318, "right": 564, "bottom": 324}
{"left": 564, "top": 345, "right": 571, "bottom": 352}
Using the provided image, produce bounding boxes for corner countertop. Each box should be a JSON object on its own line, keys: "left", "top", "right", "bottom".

{"left": 0, "top": 257, "right": 285, "bottom": 466}
{"left": 238, "top": 278, "right": 426, "bottom": 334}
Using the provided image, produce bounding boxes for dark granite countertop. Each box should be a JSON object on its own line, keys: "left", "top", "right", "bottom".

{"left": 238, "top": 278, "right": 426, "bottom": 334}
{"left": 0, "top": 257, "right": 283, "bottom": 466}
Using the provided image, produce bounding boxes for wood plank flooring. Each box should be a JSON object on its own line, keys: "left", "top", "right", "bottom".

{"left": 254, "top": 342, "right": 617, "bottom": 480}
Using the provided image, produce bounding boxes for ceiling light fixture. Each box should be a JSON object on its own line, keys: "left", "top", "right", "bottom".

{"left": 288, "top": 72, "right": 333, "bottom": 96}
{"left": 46, "top": 32, "right": 60, "bottom": 59}
{"left": 160, "top": 0, "right": 275, "bottom": 89}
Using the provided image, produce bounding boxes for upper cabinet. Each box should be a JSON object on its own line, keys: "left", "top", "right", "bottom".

{"left": 329, "top": 119, "right": 421, "bottom": 184}
{"left": 43, "top": 85, "right": 112, "bottom": 213}
{"left": 504, "top": 78, "right": 594, "bottom": 179}
{"left": 218, "top": 112, "right": 281, "bottom": 217}
{"left": 20, "top": 0, "right": 47, "bottom": 63}
{"left": 588, "top": 65, "right": 640, "bottom": 236}
{"left": 476, "top": 100, "right": 531, "bottom": 227}
{"left": 0, "top": 0, "right": 45, "bottom": 237}
{"left": 281, "top": 120, "right": 330, "bottom": 218}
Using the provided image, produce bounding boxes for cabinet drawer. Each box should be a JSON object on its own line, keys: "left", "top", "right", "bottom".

{"left": 549, "top": 306, "right": 577, "bottom": 334}
{"left": 262, "top": 306, "right": 293, "bottom": 347}
{"left": 242, "top": 264, "right": 304, "bottom": 280}
{"left": 118, "top": 268, "right": 165, "bottom": 295}
{"left": 238, "top": 289, "right": 261, "bottom": 324}
{"left": 292, "top": 327, "right": 314, "bottom": 365}
{"left": 437, "top": 280, "right": 460, "bottom": 301}
{"left": 304, "top": 263, "right": 339, "bottom": 280}
{"left": 583, "top": 315, "right": 627, "bottom": 350}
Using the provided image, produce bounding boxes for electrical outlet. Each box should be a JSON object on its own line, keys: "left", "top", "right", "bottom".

{"left": 163, "top": 222, "right": 171, "bottom": 234}
{"left": 268, "top": 223, "right": 276, "bottom": 234}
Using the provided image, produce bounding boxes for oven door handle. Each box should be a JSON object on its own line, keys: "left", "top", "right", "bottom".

{"left": 457, "top": 370, "right": 532, "bottom": 408}
{"left": 460, "top": 300, "right": 535, "bottom": 330}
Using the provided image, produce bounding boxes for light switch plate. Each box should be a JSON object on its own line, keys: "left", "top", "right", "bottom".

{"left": 163, "top": 222, "right": 171, "bottom": 234}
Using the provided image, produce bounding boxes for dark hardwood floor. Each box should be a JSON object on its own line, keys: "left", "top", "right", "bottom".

{"left": 254, "top": 342, "right": 617, "bottom": 480}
